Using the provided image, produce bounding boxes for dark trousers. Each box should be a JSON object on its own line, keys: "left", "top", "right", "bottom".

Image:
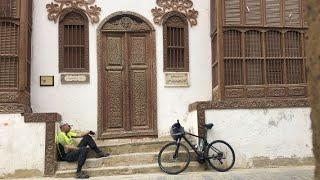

{"left": 65, "top": 135, "right": 102, "bottom": 173}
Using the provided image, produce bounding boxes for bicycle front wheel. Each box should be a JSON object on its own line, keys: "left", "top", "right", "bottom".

{"left": 205, "top": 140, "right": 235, "bottom": 172}
{"left": 158, "top": 142, "right": 190, "bottom": 174}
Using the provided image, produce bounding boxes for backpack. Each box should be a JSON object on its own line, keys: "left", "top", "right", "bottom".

{"left": 56, "top": 143, "right": 66, "bottom": 161}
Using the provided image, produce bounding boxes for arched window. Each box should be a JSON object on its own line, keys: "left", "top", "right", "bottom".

{"left": 59, "top": 9, "right": 89, "bottom": 72}
{"left": 223, "top": 30, "right": 243, "bottom": 85}
{"left": 285, "top": 31, "right": 303, "bottom": 84}
{"left": 265, "top": 30, "right": 284, "bottom": 84}
{"left": 245, "top": 30, "right": 263, "bottom": 85}
{"left": 163, "top": 13, "right": 189, "bottom": 72}
{"left": 0, "top": 21, "right": 19, "bottom": 89}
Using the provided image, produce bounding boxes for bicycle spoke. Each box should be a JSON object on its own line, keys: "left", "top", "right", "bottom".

{"left": 158, "top": 142, "right": 191, "bottom": 175}
{"left": 206, "top": 140, "right": 235, "bottom": 172}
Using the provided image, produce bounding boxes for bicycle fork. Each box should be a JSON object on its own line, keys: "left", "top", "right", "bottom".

{"left": 173, "top": 138, "right": 182, "bottom": 159}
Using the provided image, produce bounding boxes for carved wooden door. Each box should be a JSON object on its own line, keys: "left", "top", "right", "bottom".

{"left": 100, "top": 29, "right": 156, "bottom": 139}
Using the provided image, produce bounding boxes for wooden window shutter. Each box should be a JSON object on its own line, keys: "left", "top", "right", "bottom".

{"left": 224, "top": 30, "right": 241, "bottom": 57}
{"left": 265, "top": 30, "right": 282, "bottom": 57}
{"left": 0, "top": 21, "right": 19, "bottom": 89}
{"left": 163, "top": 14, "right": 189, "bottom": 72}
{"left": 265, "top": 31, "right": 284, "bottom": 84}
{"left": 59, "top": 11, "right": 89, "bottom": 72}
{"left": 284, "top": 0, "right": 301, "bottom": 26}
{"left": 245, "top": 30, "right": 262, "bottom": 57}
{"left": 245, "top": 31, "right": 263, "bottom": 85}
{"left": 265, "top": 0, "right": 281, "bottom": 26}
{"left": 245, "top": 0, "right": 262, "bottom": 25}
{"left": 212, "top": 35, "right": 218, "bottom": 88}
{"left": 0, "top": 0, "right": 17, "bottom": 17}
{"left": 224, "top": 30, "right": 243, "bottom": 85}
{"left": 285, "top": 31, "right": 303, "bottom": 84}
{"left": 285, "top": 31, "right": 301, "bottom": 57}
{"left": 224, "top": 0, "right": 241, "bottom": 25}
{"left": 211, "top": 0, "right": 216, "bottom": 34}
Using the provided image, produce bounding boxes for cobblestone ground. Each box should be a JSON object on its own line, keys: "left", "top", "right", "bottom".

{"left": 11, "top": 166, "right": 314, "bottom": 180}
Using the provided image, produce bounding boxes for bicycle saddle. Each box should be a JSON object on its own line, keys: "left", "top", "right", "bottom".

{"left": 202, "top": 123, "right": 214, "bottom": 129}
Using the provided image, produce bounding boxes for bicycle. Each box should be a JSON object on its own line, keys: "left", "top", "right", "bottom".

{"left": 158, "top": 120, "right": 235, "bottom": 175}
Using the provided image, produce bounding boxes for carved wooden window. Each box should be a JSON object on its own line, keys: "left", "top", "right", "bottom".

{"left": 0, "top": 21, "right": 19, "bottom": 89}
{"left": 223, "top": 29, "right": 305, "bottom": 86}
{"left": 59, "top": 11, "right": 89, "bottom": 73}
{"left": 163, "top": 13, "right": 189, "bottom": 72}
{"left": 0, "top": 0, "right": 16, "bottom": 17}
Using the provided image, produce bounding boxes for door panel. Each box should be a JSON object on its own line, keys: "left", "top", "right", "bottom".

{"left": 103, "top": 33, "right": 126, "bottom": 132}
{"left": 100, "top": 31, "right": 156, "bottom": 138}
{"left": 128, "top": 33, "right": 150, "bottom": 129}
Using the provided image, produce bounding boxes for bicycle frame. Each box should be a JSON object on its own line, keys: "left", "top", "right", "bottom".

{"left": 176, "top": 131, "right": 208, "bottom": 158}
{"left": 175, "top": 131, "right": 223, "bottom": 161}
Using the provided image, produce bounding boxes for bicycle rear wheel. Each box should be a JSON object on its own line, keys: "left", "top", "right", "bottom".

{"left": 158, "top": 142, "right": 190, "bottom": 174}
{"left": 205, "top": 140, "right": 235, "bottom": 172}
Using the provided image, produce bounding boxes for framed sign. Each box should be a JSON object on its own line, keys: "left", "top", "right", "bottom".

{"left": 61, "top": 74, "right": 90, "bottom": 84}
{"left": 164, "top": 72, "right": 189, "bottom": 87}
{"left": 40, "top": 76, "right": 54, "bottom": 86}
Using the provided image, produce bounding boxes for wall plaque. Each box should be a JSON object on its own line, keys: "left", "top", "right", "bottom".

{"left": 61, "top": 74, "right": 90, "bottom": 84}
{"left": 40, "top": 76, "right": 54, "bottom": 86}
{"left": 165, "top": 72, "right": 189, "bottom": 87}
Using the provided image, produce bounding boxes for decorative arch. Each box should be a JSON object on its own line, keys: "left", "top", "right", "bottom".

{"left": 58, "top": 7, "right": 89, "bottom": 23}
{"left": 97, "top": 11, "right": 155, "bottom": 32}
{"left": 46, "top": 0, "right": 101, "bottom": 24}
{"left": 151, "top": 0, "right": 198, "bottom": 26}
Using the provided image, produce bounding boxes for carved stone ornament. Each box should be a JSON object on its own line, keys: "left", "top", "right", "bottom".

{"left": 151, "top": 0, "right": 198, "bottom": 26}
{"left": 46, "top": 0, "right": 101, "bottom": 23}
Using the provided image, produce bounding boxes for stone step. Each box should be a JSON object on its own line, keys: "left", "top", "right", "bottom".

{"left": 58, "top": 151, "right": 198, "bottom": 171}
{"left": 87, "top": 138, "right": 197, "bottom": 158}
{"left": 55, "top": 162, "right": 206, "bottom": 178}
{"left": 87, "top": 139, "right": 173, "bottom": 157}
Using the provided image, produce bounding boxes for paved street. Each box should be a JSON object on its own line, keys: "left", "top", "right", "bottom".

{"left": 10, "top": 166, "right": 314, "bottom": 180}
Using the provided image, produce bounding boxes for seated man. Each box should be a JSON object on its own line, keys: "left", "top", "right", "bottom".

{"left": 56, "top": 123, "right": 110, "bottom": 179}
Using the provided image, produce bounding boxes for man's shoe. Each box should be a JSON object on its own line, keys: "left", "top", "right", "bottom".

{"left": 96, "top": 152, "right": 111, "bottom": 158}
{"left": 75, "top": 171, "right": 89, "bottom": 179}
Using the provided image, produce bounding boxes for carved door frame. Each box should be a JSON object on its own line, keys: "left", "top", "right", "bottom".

{"left": 97, "top": 12, "right": 157, "bottom": 139}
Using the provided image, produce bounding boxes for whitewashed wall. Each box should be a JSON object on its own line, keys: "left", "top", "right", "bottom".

{"left": 0, "top": 114, "right": 45, "bottom": 177}
{"left": 31, "top": 0, "right": 212, "bottom": 135}
{"left": 204, "top": 108, "right": 313, "bottom": 168}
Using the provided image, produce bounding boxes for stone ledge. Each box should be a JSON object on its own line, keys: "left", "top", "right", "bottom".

{"left": 188, "top": 98, "right": 310, "bottom": 112}
{"left": 24, "top": 113, "right": 61, "bottom": 123}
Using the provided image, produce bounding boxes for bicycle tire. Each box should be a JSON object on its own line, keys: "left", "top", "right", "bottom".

{"left": 205, "top": 140, "right": 235, "bottom": 172}
{"left": 158, "top": 141, "right": 191, "bottom": 175}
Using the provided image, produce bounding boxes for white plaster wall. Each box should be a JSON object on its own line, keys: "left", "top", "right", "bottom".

{"left": 31, "top": 0, "right": 212, "bottom": 134}
{"left": 0, "top": 114, "right": 45, "bottom": 177}
{"left": 205, "top": 108, "right": 313, "bottom": 168}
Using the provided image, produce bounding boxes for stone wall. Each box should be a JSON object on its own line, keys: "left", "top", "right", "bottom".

{"left": 0, "top": 114, "right": 45, "bottom": 178}
{"left": 186, "top": 108, "right": 314, "bottom": 168}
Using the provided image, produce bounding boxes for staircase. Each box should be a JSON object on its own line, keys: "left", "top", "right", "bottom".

{"left": 55, "top": 137, "right": 206, "bottom": 178}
